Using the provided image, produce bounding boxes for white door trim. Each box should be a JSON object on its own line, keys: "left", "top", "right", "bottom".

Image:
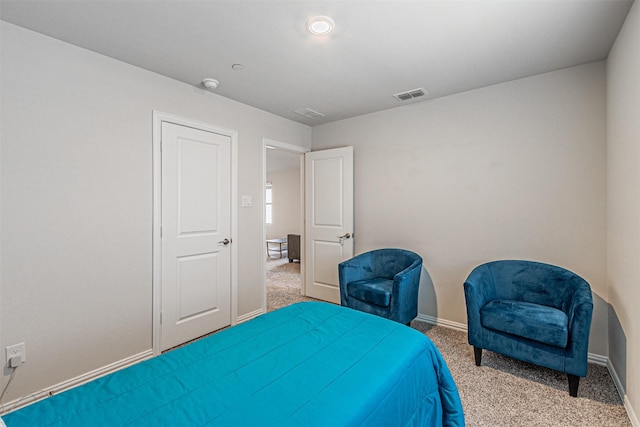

{"left": 152, "top": 111, "right": 238, "bottom": 355}
{"left": 262, "top": 138, "right": 309, "bottom": 312}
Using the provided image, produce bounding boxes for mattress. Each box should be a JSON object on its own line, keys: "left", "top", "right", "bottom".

{"left": 3, "top": 302, "right": 464, "bottom": 426}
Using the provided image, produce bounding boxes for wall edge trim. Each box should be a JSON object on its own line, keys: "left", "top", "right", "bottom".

{"left": 236, "top": 308, "right": 264, "bottom": 324}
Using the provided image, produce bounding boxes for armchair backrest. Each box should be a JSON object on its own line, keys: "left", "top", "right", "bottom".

{"left": 368, "top": 249, "right": 422, "bottom": 279}
{"left": 476, "top": 260, "right": 590, "bottom": 312}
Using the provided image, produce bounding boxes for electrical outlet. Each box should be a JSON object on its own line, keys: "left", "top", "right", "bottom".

{"left": 6, "top": 342, "right": 26, "bottom": 367}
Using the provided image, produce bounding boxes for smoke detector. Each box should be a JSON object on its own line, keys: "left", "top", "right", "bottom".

{"left": 202, "top": 78, "right": 219, "bottom": 90}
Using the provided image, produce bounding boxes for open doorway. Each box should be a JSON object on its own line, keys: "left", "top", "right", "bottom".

{"left": 264, "top": 141, "right": 307, "bottom": 312}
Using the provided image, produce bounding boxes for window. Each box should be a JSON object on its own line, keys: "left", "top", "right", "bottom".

{"left": 265, "top": 182, "right": 273, "bottom": 224}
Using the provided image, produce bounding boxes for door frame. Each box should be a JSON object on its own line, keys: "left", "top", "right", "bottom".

{"left": 262, "top": 138, "right": 309, "bottom": 311}
{"left": 152, "top": 111, "right": 238, "bottom": 355}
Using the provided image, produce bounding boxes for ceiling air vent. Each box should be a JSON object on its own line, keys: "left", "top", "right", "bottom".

{"left": 294, "top": 108, "right": 325, "bottom": 119}
{"left": 393, "top": 88, "right": 427, "bottom": 102}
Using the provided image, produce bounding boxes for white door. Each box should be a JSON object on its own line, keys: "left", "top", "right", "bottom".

{"left": 160, "top": 122, "right": 231, "bottom": 351}
{"left": 305, "top": 147, "right": 354, "bottom": 303}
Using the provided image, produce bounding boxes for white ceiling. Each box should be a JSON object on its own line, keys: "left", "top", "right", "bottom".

{"left": 0, "top": 0, "right": 633, "bottom": 126}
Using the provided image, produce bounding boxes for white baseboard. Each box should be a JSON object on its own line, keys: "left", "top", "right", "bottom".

{"left": 625, "top": 395, "right": 640, "bottom": 427}
{"left": 607, "top": 359, "right": 639, "bottom": 427}
{"left": 587, "top": 352, "right": 608, "bottom": 366}
{"left": 415, "top": 314, "right": 467, "bottom": 332}
{"left": 236, "top": 308, "right": 264, "bottom": 324}
{"left": 2, "top": 310, "right": 263, "bottom": 415}
{"left": 2, "top": 349, "right": 154, "bottom": 414}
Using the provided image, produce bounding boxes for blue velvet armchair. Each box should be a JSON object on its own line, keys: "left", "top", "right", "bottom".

{"left": 339, "top": 249, "right": 423, "bottom": 325}
{"left": 464, "top": 260, "right": 593, "bottom": 397}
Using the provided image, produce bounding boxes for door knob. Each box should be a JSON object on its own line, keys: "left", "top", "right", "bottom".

{"left": 339, "top": 233, "right": 351, "bottom": 239}
{"left": 218, "top": 238, "right": 231, "bottom": 245}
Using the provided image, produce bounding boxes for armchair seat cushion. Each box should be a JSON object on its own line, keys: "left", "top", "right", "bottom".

{"left": 348, "top": 278, "right": 394, "bottom": 307}
{"left": 480, "top": 300, "right": 569, "bottom": 348}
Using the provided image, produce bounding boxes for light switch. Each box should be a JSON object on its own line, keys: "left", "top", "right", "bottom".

{"left": 241, "top": 196, "right": 252, "bottom": 207}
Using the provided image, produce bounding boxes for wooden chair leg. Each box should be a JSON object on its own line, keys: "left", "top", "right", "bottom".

{"left": 568, "top": 374, "right": 580, "bottom": 397}
{"left": 473, "top": 347, "right": 482, "bottom": 366}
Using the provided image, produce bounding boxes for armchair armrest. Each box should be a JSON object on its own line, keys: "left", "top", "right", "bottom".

{"left": 564, "top": 279, "right": 593, "bottom": 376}
{"left": 394, "top": 258, "right": 423, "bottom": 281}
{"left": 463, "top": 264, "right": 498, "bottom": 309}
{"left": 463, "top": 264, "right": 498, "bottom": 346}
{"left": 390, "top": 258, "right": 423, "bottom": 320}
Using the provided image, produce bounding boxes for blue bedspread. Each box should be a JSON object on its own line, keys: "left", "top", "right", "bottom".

{"left": 3, "top": 302, "right": 464, "bottom": 426}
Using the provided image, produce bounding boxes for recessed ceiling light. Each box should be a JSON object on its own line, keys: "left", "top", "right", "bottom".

{"left": 306, "top": 16, "right": 335, "bottom": 35}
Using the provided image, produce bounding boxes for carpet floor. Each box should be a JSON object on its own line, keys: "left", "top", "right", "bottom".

{"left": 265, "top": 258, "right": 631, "bottom": 426}
{"left": 266, "top": 257, "right": 309, "bottom": 312}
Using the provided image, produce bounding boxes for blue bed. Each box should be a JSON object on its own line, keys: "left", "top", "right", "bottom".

{"left": 3, "top": 302, "right": 464, "bottom": 426}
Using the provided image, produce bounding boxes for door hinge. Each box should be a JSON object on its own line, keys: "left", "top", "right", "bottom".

{"left": 160, "top": 312, "right": 163, "bottom": 324}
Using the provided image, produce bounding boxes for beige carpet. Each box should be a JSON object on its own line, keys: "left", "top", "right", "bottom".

{"left": 266, "top": 257, "right": 317, "bottom": 312}
{"left": 265, "top": 270, "right": 631, "bottom": 426}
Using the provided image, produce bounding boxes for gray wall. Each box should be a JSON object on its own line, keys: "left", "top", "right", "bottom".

{"left": 607, "top": 0, "right": 640, "bottom": 420}
{"left": 266, "top": 168, "right": 301, "bottom": 241}
{"left": 0, "top": 22, "right": 311, "bottom": 401}
{"left": 312, "top": 62, "right": 608, "bottom": 356}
